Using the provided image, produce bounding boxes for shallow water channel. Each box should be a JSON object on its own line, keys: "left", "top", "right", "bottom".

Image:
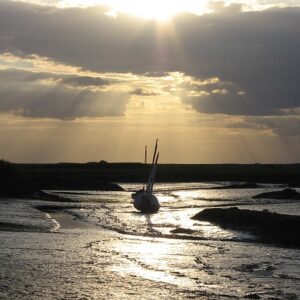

{"left": 0, "top": 182, "right": 299, "bottom": 299}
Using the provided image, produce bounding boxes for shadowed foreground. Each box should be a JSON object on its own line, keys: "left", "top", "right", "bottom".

{"left": 1, "top": 185, "right": 300, "bottom": 299}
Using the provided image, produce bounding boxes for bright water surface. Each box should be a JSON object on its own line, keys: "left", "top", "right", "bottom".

{"left": 52, "top": 183, "right": 300, "bottom": 298}
{"left": 1, "top": 182, "right": 300, "bottom": 299}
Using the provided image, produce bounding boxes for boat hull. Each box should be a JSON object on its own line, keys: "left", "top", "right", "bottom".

{"left": 132, "top": 192, "right": 160, "bottom": 213}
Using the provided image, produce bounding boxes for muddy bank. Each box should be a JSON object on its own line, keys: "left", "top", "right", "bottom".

{"left": 35, "top": 191, "right": 80, "bottom": 202}
{"left": 192, "top": 207, "right": 300, "bottom": 247}
{"left": 211, "top": 182, "right": 264, "bottom": 189}
{"left": 253, "top": 188, "right": 300, "bottom": 200}
{"left": 47, "top": 211, "right": 93, "bottom": 230}
{"left": 0, "top": 221, "right": 37, "bottom": 232}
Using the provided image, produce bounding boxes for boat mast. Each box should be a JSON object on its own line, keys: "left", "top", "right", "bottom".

{"left": 152, "top": 139, "right": 158, "bottom": 164}
{"left": 147, "top": 140, "right": 159, "bottom": 194}
{"left": 144, "top": 145, "right": 147, "bottom": 164}
{"left": 143, "top": 145, "right": 148, "bottom": 190}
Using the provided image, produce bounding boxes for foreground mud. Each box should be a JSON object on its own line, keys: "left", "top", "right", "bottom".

{"left": 1, "top": 185, "right": 300, "bottom": 299}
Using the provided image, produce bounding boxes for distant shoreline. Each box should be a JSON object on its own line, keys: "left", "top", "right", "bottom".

{"left": 1, "top": 161, "right": 300, "bottom": 198}
{"left": 3, "top": 161, "right": 300, "bottom": 183}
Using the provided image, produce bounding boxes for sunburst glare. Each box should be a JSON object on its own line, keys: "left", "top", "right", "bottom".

{"left": 60, "top": 0, "right": 209, "bottom": 20}
{"left": 106, "top": 0, "right": 204, "bottom": 20}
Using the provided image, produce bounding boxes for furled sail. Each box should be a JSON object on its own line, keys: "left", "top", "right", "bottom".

{"left": 132, "top": 139, "right": 160, "bottom": 213}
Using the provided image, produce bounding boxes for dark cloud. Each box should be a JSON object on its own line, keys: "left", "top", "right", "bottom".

{"left": 185, "top": 92, "right": 253, "bottom": 115}
{"left": 272, "top": 120, "right": 300, "bottom": 136}
{"left": 0, "top": 68, "right": 128, "bottom": 119}
{"left": 248, "top": 116, "right": 300, "bottom": 137}
{"left": 143, "top": 72, "right": 170, "bottom": 77}
{"left": 227, "top": 116, "right": 300, "bottom": 136}
{"left": 60, "top": 75, "right": 109, "bottom": 87}
{"left": 175, "top": 8, "right": 300, "bottom": 115}
{"left": 130, "top": 88, "right": 159, "bottom": 96}
{"left": 0, "top": 1, "right": 300, "bottom": 116}
{"left": 0, "top": 68, "right": 52, "bottom": 81}
{"left": 182, "top": 78, "right": 258, "bottom": 115}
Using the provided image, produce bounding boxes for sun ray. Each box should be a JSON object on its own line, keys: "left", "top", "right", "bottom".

{"left": 59, "top": 0, "right": 209, "bottom": 20}
{"left": 107, "top": 0, "right": 210, "bottom": 20}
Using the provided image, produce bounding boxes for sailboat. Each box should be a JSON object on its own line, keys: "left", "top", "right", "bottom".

{"left": 131, "top": 140, "right": 160, "bottom": 213}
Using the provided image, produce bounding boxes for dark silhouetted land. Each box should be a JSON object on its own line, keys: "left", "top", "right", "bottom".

{"left": 1, "top": 160, "right": 300, "bottom": 197}
{"left": 253, "top": 188, "right": 300, "bottom": 200}
{"left": 192, "top": 207, "right": 300, "bottom": 247}
{"left": 211, "top": 182, "right": 264, "bottom": 189}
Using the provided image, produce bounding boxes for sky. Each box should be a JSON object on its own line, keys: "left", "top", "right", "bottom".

{"left": 0, "top": 0, "right": 299, "bottom": 163}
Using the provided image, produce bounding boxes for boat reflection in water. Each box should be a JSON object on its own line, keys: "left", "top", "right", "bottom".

{"left": 131, "top": 140, "right": 160, "bottom": 213}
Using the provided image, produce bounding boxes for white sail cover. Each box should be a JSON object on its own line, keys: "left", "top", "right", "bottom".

{"left": 132, "top": 139, "right": 160, "bottom": 213}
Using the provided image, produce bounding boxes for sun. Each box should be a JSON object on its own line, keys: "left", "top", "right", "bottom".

{"left": 110, "top": 0, "right": 183, "bottom": 20}
{"left": 59, "top": 0, "right": 208, "bottom": 21}
{"left": 102, "top": 0, "right": 208, "bottom": 21}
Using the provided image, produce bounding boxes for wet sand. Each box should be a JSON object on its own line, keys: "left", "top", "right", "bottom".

{"left": 0, "top": 200, "right": 190, "bottom": 299}
{"left": 1, "top": 196, "right": 300, "bottom": 299}
{"left": 46, "top": 211, "right": 93, "bottom": 230}
{"left": 0, "top": 221, "right": 35, "bottom": 232}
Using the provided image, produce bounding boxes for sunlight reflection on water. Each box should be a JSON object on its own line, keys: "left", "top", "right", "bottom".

{"left": 2, "top": 221, "right": 298, "bottom": 300}
{"left": 109, "top": 236, "right": 197, "bottom": 287}
{"left": 7, "top": 182, "right": 299, "bottom": 299}
{"left": 52, "top": 182, "right": 299, "bottom": 242}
